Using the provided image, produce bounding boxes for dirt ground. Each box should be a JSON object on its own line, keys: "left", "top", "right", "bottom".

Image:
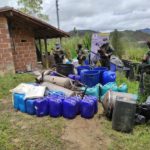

{"left": 61, "top": 105, "right": 111, "bottom": 150}
{"left": 0, "top": 98, "right": 111, "bottom": 150}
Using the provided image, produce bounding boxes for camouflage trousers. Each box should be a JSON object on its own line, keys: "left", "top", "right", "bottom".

{"left": 143, "top": 73, "right": 150, "bottom": 96}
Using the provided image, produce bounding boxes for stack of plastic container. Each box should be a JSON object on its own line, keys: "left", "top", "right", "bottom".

{"left": 12, "top": 93, "right": 98, "bottom": 119}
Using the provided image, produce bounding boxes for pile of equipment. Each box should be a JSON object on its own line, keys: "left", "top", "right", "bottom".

{"left": 11, "top": 62, "right": 142, "bottom": 133}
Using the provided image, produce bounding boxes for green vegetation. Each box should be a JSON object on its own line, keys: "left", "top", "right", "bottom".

{"left": 41, "top": 34, "right": 91, "bottom": 58}
{"left": 110, "top": 30, "right": 148, "bottom": 62}
{"left": 111, "top": 29, "right": 124, "bottom": 58}
{"left": 0, "top": 73, "right": 34, "bottom": 99}
{"left": 102, "top": 118, "right": 150, "bottom": 150}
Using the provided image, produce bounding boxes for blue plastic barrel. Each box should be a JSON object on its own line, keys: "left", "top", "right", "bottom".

{"left": 93, "top": 67, "right": 108, "bottom": 84}
{"left": 110, "top": 63, "right": 116, "bottom": 72}
{"left": 77, "top": 66, "right": 91, "bottom": 75}
{"left": 84, "top": 96, "right": 98, "bottom": 114}
{"left": 93, "top": 66, "right": 108, "bottom": 72}
{"left": 26, "top": 100, "right": 36, "bottom": 115}
{"left": 48, "top": 96, "right": 63, "bottom": 117}
{"left": 34, "top": 98, "right": 49, "bottom": 117}
{"left": 102, "top": 71, "right": 116, "bottom": 85}
{"left": 63, "top": 98, "right": 77, "bottom": 119}
{"left": 81, "top": 70, "right": 100, "bottom": 87}
{"left": 84, "top": 59, "right": 90, "bottom": 65}
{"left": 80, "top": 99, "right": 95, "bottom": 119}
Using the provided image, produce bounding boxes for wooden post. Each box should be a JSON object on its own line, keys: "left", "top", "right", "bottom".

{"left": 44, "top": 38, "right": 49, "bottom": 68}
{"left": 38, "top": 39, "right": 42, "bottom": 56}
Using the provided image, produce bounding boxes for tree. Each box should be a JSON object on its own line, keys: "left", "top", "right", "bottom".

{"left": 18, "top": 0, "right": 49, "bottom": 21}
{"left": 111, "top": 29, "right": 124, "bottom": 58}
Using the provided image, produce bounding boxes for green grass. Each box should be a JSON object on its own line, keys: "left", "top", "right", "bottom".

{"left": 123, "top": 47, "right": 147, "bottom": 62}
{"left": 0, "top": 107, "right": 65, "bottom": 150}
{"left": 101, "top": 119, "right": 150, "bottom": 150}
{"left": 0, "top": 73, "right": 35, "bottom": 99}
{"left": 0, "top": 73, "right": 66, "bottom": 150}
{"left": 0, "top": 72, "right": 147, "bottom": 150}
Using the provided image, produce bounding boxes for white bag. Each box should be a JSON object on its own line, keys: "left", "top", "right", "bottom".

{"left": 10, "top": 83, "right": 32, "bottom": 94}
{"left": 25, "top": 85, "right": 46, "bottom": 99}
{"left": 10, "top": 83, "right": 46, "bottom": 99}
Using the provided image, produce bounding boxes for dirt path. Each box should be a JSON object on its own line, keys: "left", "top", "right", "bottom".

{"left": 61, "top": 105, "right": 111, "bottom": 150}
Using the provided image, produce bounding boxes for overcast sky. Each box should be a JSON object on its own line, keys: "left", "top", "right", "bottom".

{"left": 1, "top": 0, "right": 150, "bottom": 32}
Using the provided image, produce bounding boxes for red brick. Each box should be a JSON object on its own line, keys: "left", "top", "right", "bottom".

{"left": 1, "top": 28, "right": 8, "bottom": 34}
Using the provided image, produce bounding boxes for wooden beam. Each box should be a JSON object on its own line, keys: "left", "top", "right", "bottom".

{"left": 38, "top": 39, "right": 42, "bottom": 56}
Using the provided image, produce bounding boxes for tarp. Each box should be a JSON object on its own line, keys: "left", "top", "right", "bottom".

{"left": 90, "top": 33, "right": 109, "bottom": 60}
{"left": 90, "top": 33, "right": 109, "bottom": 61}
{"left": 10, "top": 83, "right": 46, "bottom": 99}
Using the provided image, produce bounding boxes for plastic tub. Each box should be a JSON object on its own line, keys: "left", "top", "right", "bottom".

{"left": 93, "top": 67, "right": 108, "bottom": 72}
{"left": 81, "top": 70, "right": 100, "bottom": 87}
{"left": 93, "top": 67, "right": 108, "bottom": 84}
{"left": 77, "top": 66, "right": 91, "bottom": 75}
{"left": 56, "top": 64, "right": 74, "bottom": 76}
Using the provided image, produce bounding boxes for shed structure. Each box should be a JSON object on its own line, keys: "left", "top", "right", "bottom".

{"left": 0, "top": 7, "right": 69, "bottom": 74}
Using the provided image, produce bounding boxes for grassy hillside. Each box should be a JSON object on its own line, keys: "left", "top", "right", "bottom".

{"left": 121, "top": 30, "right": 150, "bottom": 42}
{"left": 110, "top": 30, "right": 150, "bottom": 62}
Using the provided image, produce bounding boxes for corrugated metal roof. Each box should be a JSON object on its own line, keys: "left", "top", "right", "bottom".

{"left": 0, "top": 6, "right": 69, "bottom": 39}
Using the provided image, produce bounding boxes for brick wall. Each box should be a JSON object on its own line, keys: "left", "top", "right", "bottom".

{"left": 12, "top": 21, "right": 37, "bottom": 72}
{"left": 0, "top": 16, "right": 15, "bottom": 75}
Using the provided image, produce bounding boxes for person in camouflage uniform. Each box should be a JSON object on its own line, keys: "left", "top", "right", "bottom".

{"left": 53, "top": 43, "right": 65, "bottom": 64}
{"left": 142, "top": 41, "right": 150, "bottom": 64}
{"left": 98, "top": 43, "right": 114, "bottom": 68}
{"left": 76, "top": 44, "right": 86, "bottom": 65}
{"left": 139, "top": 41, "right": 150, "bottom": 97}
